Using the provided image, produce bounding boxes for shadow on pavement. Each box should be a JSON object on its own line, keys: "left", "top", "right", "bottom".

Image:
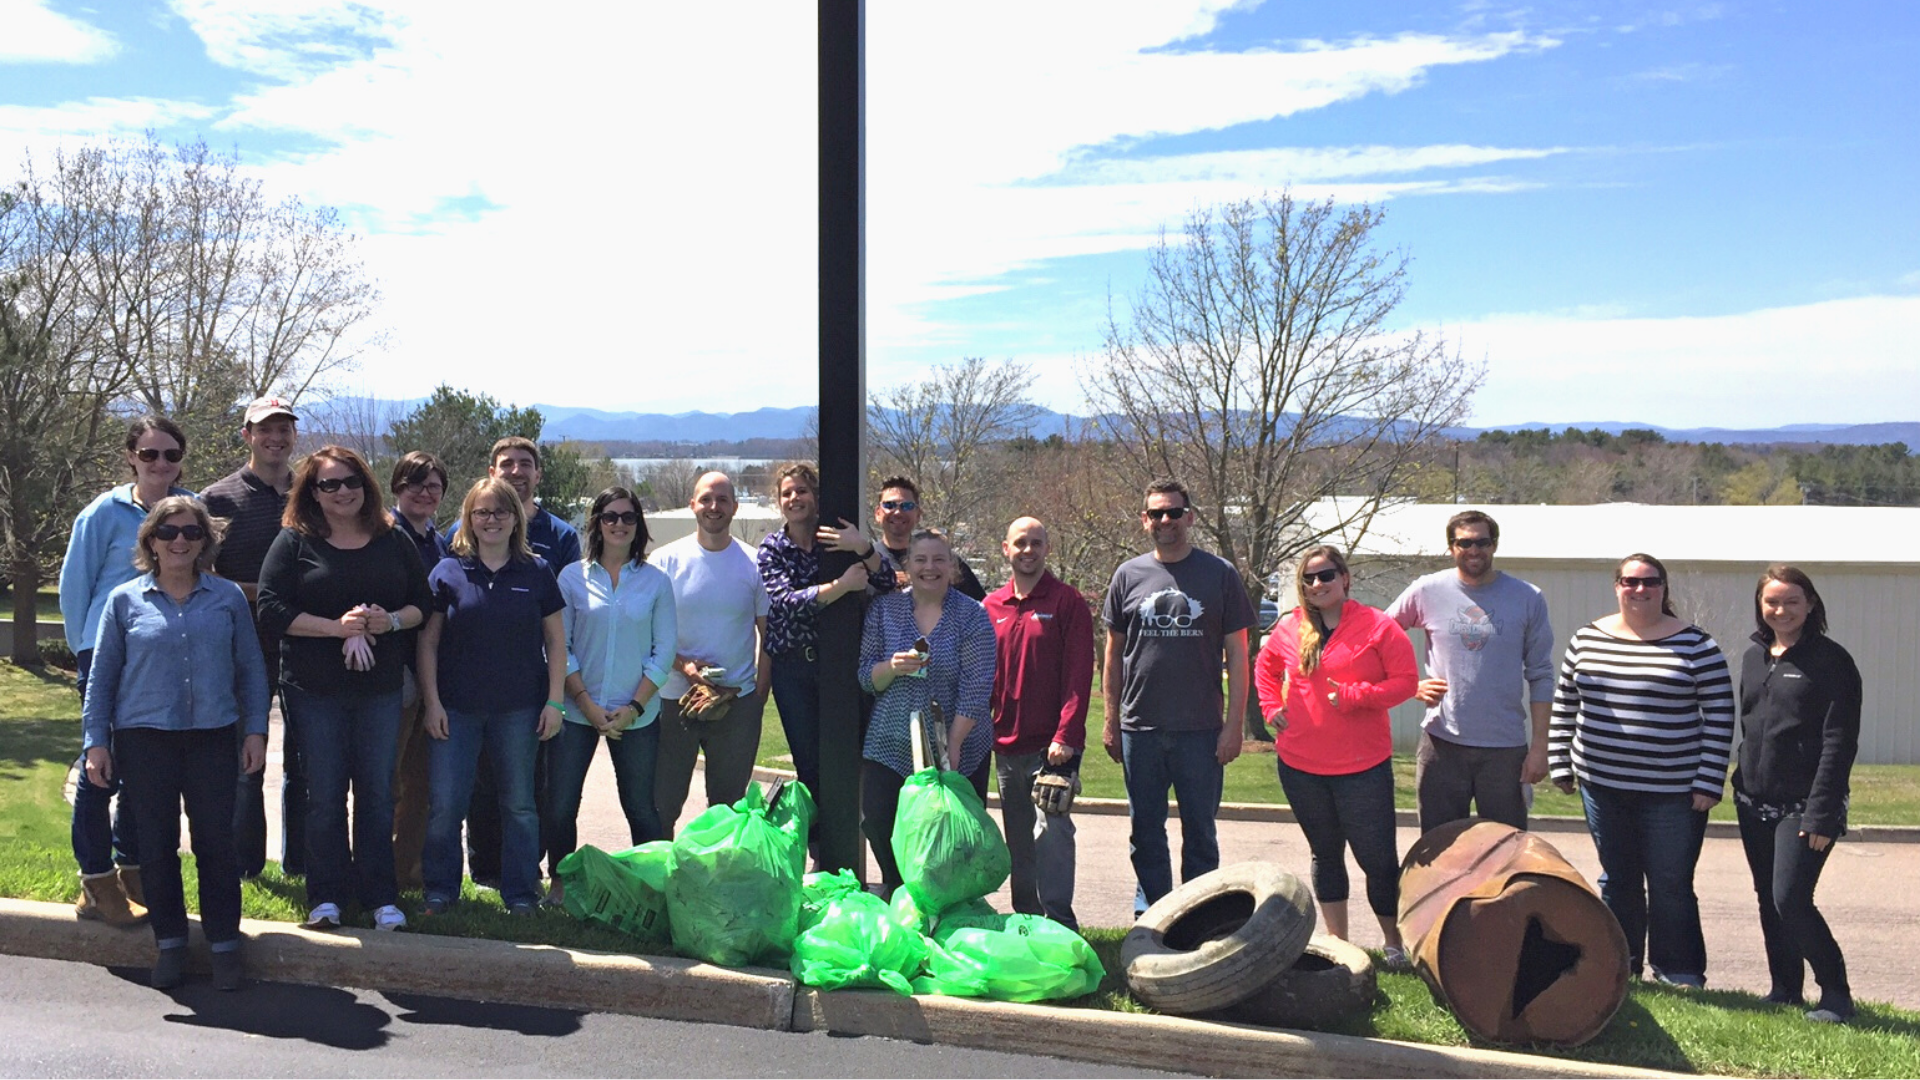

{"left": 109, "top": 964, "right": 394, "bottom": 1050}
{"left": 382, "top": 990, "right": 586, "bottom": 1037}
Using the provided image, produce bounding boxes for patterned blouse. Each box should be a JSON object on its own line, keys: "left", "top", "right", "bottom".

{"left": 857, "top": 588, "right": 997, "bottom": 778}
{"left": 756, "top": 524, "right": 895, "bottom": 657}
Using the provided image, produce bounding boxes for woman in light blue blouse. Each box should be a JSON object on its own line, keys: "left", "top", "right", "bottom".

{"left": 82, "top": 496, "right": 269, "bottom": 990}
{"left": 857, "top": 528, "right": 997, "bottom": 898}
{"left": 548, "top": 486, "right": 677, "bottom": 903}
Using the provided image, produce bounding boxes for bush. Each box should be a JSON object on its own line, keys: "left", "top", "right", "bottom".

{"left": 37, "top": 637, "right": 75, "bottom": 671}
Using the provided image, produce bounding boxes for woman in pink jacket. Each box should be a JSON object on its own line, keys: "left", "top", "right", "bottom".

{"left": 1255, "top": 545, "right": 1418, "bottom": 967}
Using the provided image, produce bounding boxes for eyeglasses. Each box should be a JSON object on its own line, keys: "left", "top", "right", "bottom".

{"left": 153, "top": 524, "right": 206, "bottom": 542}
{"left": 405, "top": 482, "right": 444, "bottom": 497}
{"left": 1302, "top": 568, "right": 1342, "bottom": 585}
{"left": 313, "top": 475, "right": 365, "bottom": 493}
{"left": 471, "top": 507, "right": 513, "bottom": 522}
{"left": 1452, "top": 537, "right": 1495, "bottom": 550}
{"left": 135, "top": 447, "right": 184, "bottom": 463}
{"left": 598, "top": 510, "right": 640, "bottom": 526}
{"left": 1617, "top": 575, "right": 1665, "bottom": 590}
{"left": 880, "top": 499, "right": 919, "bottom": 512}
{"left": 1145, "top": 507, "right": 1190, "bottom": 521}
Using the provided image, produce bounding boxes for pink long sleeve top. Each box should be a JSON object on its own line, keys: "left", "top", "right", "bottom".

{"left": 1254, "top": 600, "right": 1418, "bottom": 775}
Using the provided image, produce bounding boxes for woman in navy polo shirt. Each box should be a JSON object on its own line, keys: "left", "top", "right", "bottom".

{"left": 417, "top": 477, "right": 566, "bottom": 916}
{"left": 546, "top": 486, "right": 676, "bottom": 905}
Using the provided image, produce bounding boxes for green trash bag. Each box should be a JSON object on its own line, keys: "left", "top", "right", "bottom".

{"left": 764, "top": 779, "right": 817, "bottom": 877}
{"left": 799, "top": 869, "right": 865, "bottom": 933}
{"left": 666, "top": 782, "right": 804, "bottom": 967}
{"left": 553, "top": 842, "right": 672, "bottom": 944}
{"left": 790, "top": 889, "right": 929, "bottom": 995}
{"left": 911, "top": 911, "right": 1107, "bottom": 1002}
{"left": 890, "top": 768, "right": 1010, "bottom": 916}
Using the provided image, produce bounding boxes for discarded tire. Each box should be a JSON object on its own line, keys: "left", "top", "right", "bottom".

{"left": 1399, "top": 819, "right": 1630, "bottom": 1047}
{"left": 1121, "top": 862, "right": 1316, "bottom": 1015}
{"left": 1212, "top": 934, "right": 1376, "bottom": 1030}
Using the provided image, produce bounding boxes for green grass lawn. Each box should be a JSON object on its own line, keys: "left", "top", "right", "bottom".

{"left": 8, "top": 658, "right": 1920, "bottom": 1076}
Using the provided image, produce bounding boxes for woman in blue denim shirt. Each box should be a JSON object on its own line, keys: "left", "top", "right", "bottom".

{"left": 857, "top": 529, "right": 997, "bottom": 897}
{"left": 82, "top": 496, "right": 269, "bottom": 989}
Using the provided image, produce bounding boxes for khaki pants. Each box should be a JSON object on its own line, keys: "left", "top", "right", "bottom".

{"left": 653, "top": 687, "right": 768, "bottom": 837}
{"left": 392, "top": 669, "right": 431, "bottom": 891}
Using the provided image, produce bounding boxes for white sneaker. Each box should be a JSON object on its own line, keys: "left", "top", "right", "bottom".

{"left": 373, "top": 904, "right": 407, "bottom": 931}
{"left": 302, "top": 902, "right": 342, "bottom": 929}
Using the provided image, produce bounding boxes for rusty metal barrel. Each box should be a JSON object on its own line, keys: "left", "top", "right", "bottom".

{"left": 1398, "top": 819, "right": 1629, "bottom": 1047}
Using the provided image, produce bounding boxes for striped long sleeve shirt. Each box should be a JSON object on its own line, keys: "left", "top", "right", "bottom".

{"left": 1548, "top": 622, "right": 1736, "bottom": 799}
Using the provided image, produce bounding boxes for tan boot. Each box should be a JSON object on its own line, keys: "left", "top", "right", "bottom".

{"left": 117, "top": 865, "right": 146, "bottom": 909}
{"left": 75, "top": 870, "right": 148, "bottom": 926}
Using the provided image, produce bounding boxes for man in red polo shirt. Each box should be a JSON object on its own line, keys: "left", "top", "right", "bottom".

{"left": 985, "top": 516, "right": 1093, "bottom": 929}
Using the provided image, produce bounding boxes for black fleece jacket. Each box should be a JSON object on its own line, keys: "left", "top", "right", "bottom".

{"left": 1732, "top": 632, "right": 1862, "bottom": 838}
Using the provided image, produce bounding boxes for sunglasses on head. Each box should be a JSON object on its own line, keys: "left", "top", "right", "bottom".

{"left": 1145, "top": 506, "right": 1189, "bottom": 521}
{"left": 1452, "top": 536, "right": 1494, "bottom": 550}
{"left": 880, "top": 499, "right": 919, "bottom": 512}
{"left": 313, "top": 474, "right": 365, "bottom": 493}
{"left": 1302, "top": 567, "right": 1342, "bottom": 585}
{"left": 598, "top": 510, "right": 640, "bottom": 526}
{"left": 135, "top": 447, "right": 184, "bottom": 463}
{"left": 153, "top": 523, "right": 206, "bottom": 542}
{"left": 1617, "top": 575, "right": 1665, "bottom": 590}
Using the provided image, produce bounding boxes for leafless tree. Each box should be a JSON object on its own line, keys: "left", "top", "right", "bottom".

{"left": 633, "top": 458, "right": 702, "bottom": 511}
{"left": 867, "top": 356, "right": 1040, "bottom": 535}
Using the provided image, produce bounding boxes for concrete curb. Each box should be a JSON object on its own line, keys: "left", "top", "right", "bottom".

{"left": 2, "top": 897, "right": 1675, "bottom": 1078}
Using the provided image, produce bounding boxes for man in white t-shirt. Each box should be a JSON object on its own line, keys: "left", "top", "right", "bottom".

{"left": 651, "top": 472, "right": 773, "bottom": 835}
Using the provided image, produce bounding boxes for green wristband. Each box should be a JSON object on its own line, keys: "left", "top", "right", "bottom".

{"left": 546, "top": 700, "right": 565, "bottom": 712}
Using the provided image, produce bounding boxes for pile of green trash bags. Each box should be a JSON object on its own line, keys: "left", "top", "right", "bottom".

{"left": 551, "top": 774, "right": 1103, "bottom": 1003}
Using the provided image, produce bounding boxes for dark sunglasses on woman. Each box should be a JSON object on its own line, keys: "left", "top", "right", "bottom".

{"left": 135, "top": 447, "right": 185, "bottom": 463}
{"left": 1303, "top": 567, "right": 1342, "bottom": 585}
{"left": 597, "top": 510, "right": 640, "bottom": 526}
{"left": 314, "top": 475, "right": 366, "bottom": 493}
{"left": 153, "top": 524, "right": 207, "bottom": 542}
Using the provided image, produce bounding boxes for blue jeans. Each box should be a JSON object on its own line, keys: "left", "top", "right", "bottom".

{"left": 1580, "top": 783, "right": 1709, "bottom": 982}
{"left": 1276, "top": 756, "right": 1400, "bottom": 918}
{"left": 1737, "top": 801, "right": 1850, "bottom": 1008}
{"left": 546, "top": 719, "right": 661, "bottom": 874}
{"left": 426, "top": 705, "right": 543, "bottom": 910}
{"left": 769, "top": 652, "right": 822, "bottom": 794}
{"left": 71, "top": 649, "right": 139, "bottom": 876}
{"left": 1122, "top": 728, "right": 1223, "bottom": 905}
{"left": 290, "top": 685, "right": 402, "bottom": 911}
{"left": 117, "top": 724, "right": 242, "bottom": 949}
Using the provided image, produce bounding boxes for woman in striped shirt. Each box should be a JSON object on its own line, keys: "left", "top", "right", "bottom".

{"left": 1548, "top": 552, "right": 1735, "bottom": 988}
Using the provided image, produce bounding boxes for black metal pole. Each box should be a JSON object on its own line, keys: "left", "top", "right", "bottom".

{"left": 815, "top": 0, "right": 866, "bottom": 875}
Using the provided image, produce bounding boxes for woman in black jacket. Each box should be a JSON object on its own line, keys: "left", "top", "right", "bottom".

{"left": 1731, "top": 565, "right": 1861, "bottom": 1024}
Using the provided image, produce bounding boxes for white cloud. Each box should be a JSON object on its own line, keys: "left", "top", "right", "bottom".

{"left": 1051, "top": 144, "right": 1569, "bottom": 186}
{"left": 0, "top": 98, "right": 219, "bottom": 163}
{"left": 167, "top": 0, "right": 399, "bottom": 80}
{"left": 1454, "top": 296, "right": 1920, "bottom": 428}
{"left": 0, "top": 0, "right": 117, "bottom": 64}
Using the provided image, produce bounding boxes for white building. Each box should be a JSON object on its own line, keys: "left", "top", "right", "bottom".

{"left": 646, "top": 502, "right": 785, "bottom": 549}
{"left": 1293, "top": 501, "right": 1920, "bottom": 765}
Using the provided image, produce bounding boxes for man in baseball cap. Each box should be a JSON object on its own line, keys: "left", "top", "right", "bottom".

{"left": 244, "top": 396, "right": 298, "bottom": 425}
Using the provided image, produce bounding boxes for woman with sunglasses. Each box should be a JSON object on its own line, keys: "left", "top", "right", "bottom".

{"left": 59, "top": 415, "right": 195, "bottom": 926}
{"left": 417, "top": 478, "right": 566, "bottom": 916}
{"left": 1731, "top": 565, "right": 1861, "bottom": 1024}
{"left": 82, "top": 497, "right": 269, "bottom": 988}
{"left": 1548, "top": 553, "right": 1734, "bottom": 988}
{"left": 257, "top": 446, "right": 431, "bottom": 932}
{"left": 545, "top": 487, "right": 675, "bottom": 903}
{"left": 1254, "top": 546, "right": 1418, "bottom": 967}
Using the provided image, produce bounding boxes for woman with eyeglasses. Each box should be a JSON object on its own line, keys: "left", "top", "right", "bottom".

{"left": 257, "top": 446, "right": 431, "bottom": 932}
{"left": 544, "top": 487, "right": 675, "bottom": 904}
{"left": 82, "top": 497, "right": 268, "bottom": 988}
{"left": 59, "top": 415, "right": 196, "bottom": 926}
{"left": 857, "top": 528, "right": 996, "bottom": 898}
{"left": 417, "top": 477, "right": 566, "bottom": 916}
{"left": 386, "top": 451, "right": 450, "bottom": 892}
{"left": 1731, "top": 565, "right": 1861, "bottom": 1024}
{"left": 1254, "top": 546, "right": 1418, "bottom": 968}
{"left": 1548, "top": 553, "right": 1734, "bottom": 988}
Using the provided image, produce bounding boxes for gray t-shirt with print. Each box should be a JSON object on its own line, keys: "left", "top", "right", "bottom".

{"left": 1103, "top": 549, "right": 1255, "bottom": 733}
{"left": 1386, "top": 569, "right": 1555, "bottom": 748}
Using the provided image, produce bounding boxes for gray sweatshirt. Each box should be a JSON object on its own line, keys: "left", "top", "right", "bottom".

{"left": 1386, "top": 569, "right": 1555, "bottom": 748}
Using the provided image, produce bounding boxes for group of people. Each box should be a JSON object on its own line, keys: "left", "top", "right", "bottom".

{"left": 62, "top": 414, "right": 1862, "bottom": 1025}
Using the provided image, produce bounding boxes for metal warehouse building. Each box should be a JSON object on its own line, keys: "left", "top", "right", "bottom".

{"left": 1298, "top": 501, "right": 1920, "bottom": 765}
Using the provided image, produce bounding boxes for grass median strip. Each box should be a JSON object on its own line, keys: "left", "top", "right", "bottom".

{"left": 7, "top": 659, "right": 1920, "bottom": 1076}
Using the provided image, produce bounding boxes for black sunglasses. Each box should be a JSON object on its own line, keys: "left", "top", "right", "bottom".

{"left": 135, "top": 447, "right": 184, "bottom": 463}
{"left": 1452, "top": 536, "right": 1494, "bottom": 550}
{"left": 879, "top": 499, "right": 919, "bottom": 512}
{"left": 598, "top": 510, "right": 640, "bottom": 526}
{"left": 1145, "top": 507, "right": 1190, "bottom": 521}
{"left": 153, "top": 523, "right": 206, "bottom": 542}
{"left": 313, "top": 474, "right": 365, "bottom": 493}
{"left": 1303, "top": 567, "right": 1342, "bottom": 585}
{"left": 1617, "top": 575, "right": 1665, "bottom": 590}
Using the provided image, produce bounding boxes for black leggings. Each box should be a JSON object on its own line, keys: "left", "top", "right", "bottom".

{"left": 1276, "top": 756, "right": 1401, "bottom": 917}
{"left": 860, "top": 758, "right": 990, "bottom": 897}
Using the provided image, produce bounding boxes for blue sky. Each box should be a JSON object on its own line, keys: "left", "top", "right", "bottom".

{"left": 2, "top": 0, "right": 1914, "bottom": 428}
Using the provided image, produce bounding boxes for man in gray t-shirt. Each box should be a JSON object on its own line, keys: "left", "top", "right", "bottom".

{"left": 1387, "top": 510, "right": 1554, "bottom": 833}
{"left": 1102, "top": 479, "right": 1255, "bottom": 906}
